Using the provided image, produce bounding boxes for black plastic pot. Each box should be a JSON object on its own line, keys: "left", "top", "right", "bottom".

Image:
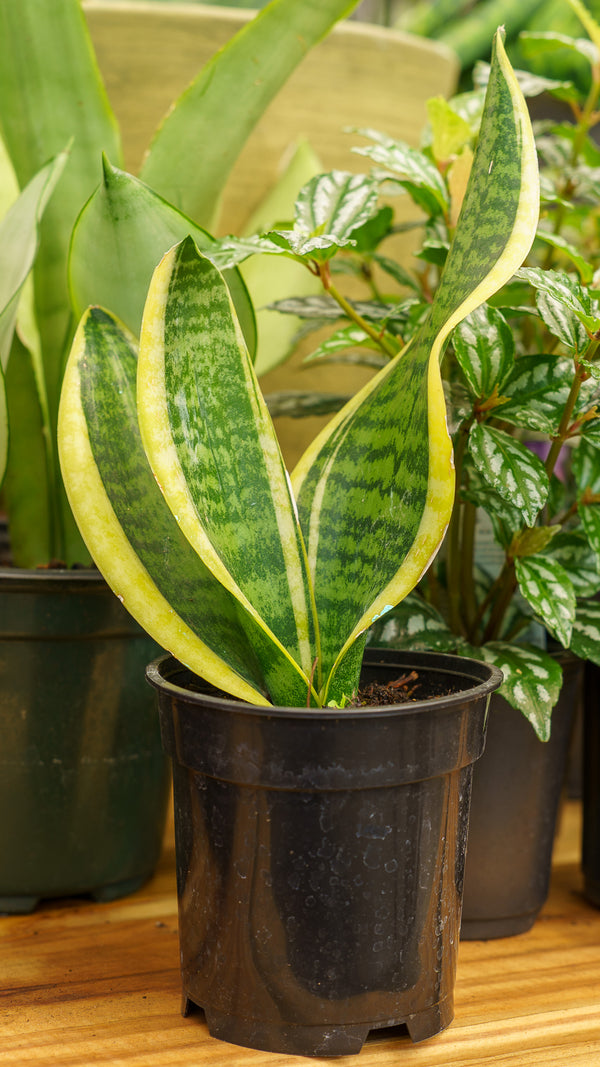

{"left": 148, "top": 648, "right": 501, "bottom": 1058}
{"left": 583, "top": 661, "right": 600, "bottom": 906}
{"left": 0, "top": 568, "right": 171, "bottom": 913}
{"left": 460, "top": 654, "right": 581, "bottom": 940}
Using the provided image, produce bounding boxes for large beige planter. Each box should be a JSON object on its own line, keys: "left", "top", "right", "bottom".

{"left": 84, "top": 1, "right": 459, "bottom": 464}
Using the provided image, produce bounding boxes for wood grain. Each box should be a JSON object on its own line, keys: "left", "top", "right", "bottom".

{"left": 2, "top": 801, "right": 599, "bottom": 1066}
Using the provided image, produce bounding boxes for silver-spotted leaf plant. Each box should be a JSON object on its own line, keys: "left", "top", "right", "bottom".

{"left": 58, "top": 30, "right": 538, "bottom": 708}
{"left": 0, "top": 0, "right": 361, "bottom": 567}
{"left": 210, "top": 9, "right": 600, "bottom": 734}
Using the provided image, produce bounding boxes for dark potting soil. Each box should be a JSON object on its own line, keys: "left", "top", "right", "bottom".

{"left": 353, "top": 670, "right": 453, "bottom": 706}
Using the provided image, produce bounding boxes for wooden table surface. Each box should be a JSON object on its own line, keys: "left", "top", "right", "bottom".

{"left": 2, "top": 800, "right": 599, "bottom": 1067}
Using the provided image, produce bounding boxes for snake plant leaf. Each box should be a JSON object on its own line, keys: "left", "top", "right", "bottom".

{"left": 452, "top": 304, "right": 515, "bottom": 398}
{"left": 68, "top": 160, "right": 256, "bottom": 356}
{"left": 0, "top": 365, "right": 6, "bottom": 485}
{"left": 58, "top": 305, "right": 310, "bottom": 706}
{"left": 0, "top": 151, "right": 68, "bottom": 372}
{"left": 477, "top": 641, "right": 562, "bottom": 740}
{"left": 0, "top": 0, "right": 122, "bottom": 424}
{"left": 292, "top": 28, "right": 540, "bottom": 703}
{"left": 136, "top": 237, "right": 317, "bottom": 703}
{"left": 0, "top": 151, "right": 68, "bottom": 488}
{"left": 468, "top": 423, "right": 549, "bottom": 526}
{"left": 515, "top": 555, "right": 576, "bottom": 647}
{"left": 140, "top": 0, "right": 362, "bottom": 230}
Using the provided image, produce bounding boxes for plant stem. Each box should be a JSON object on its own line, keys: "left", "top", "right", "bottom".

{"left": 319, "top": 265, "right": 399, "bottom": 358}
{"left": 445, "top": 428, "right": 469, "bottom": 636}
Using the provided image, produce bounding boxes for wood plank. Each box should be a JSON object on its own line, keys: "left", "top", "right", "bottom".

{"left": 2, "top": 801, "right": 600, "bottom": 1066}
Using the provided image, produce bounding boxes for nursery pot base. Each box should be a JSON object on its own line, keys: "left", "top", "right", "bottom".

{"left": 183, "top": 993, "right": 454, "bottom": 1056}
{"left": 0, "top": 873, "right": 152, "bottom": 916}
{"left": 149, "top": 649, "right": 500, "bottom": 1058}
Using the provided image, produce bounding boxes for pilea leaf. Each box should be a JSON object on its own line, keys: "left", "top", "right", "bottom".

{"left": 477, "top": 641, "right": 563, "bottom": 741}
{"left": 515, "top": 555, "right": 576, "bottom": 647}
{"left": 468, "top": 423, "right": 549, "bottom": 526}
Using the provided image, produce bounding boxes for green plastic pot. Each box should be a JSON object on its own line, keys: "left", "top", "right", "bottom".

{"left": 0, "top": 567, "right": 170, "bottom": 913}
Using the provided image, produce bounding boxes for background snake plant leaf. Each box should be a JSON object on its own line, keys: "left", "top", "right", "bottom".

{"left": 139, "top": 0, "right": 362, "bottom": 230}
{"left": 58, "top": 306, "right": 311, "bottom": 707}
{"left": 0, "top": 0, "right": 122, "bottom": 428}
{"left": 0, "top": 151, "right": 68, "bottom": 486}
{"left": 292, "top": 29, "right": 539, "bottom": 703}
{"left": 137, "top": 237, "right": 317, "bottom": 704}
{"left": 68, "top": 160, "right": 256, "bottom": 357}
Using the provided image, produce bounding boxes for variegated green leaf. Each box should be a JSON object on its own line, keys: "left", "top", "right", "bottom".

{"left": 68, "top": 160, "right": 256, "bottom": 356}
{"left": 303, "top": 325, "right": 387, "bottom": 365}
{"left": 351, "top": 129, "right": 449, "bottom": 216}
{"left": 265, "top": 390, "right": 350, "bottom": 418}
{"left": 293, "top": 29, "right": 539, "bottom": 702}
{"left": 573, "top": 437, "right": 600, "bottom": 492}
{"left": 452, "top": 304, "right": 514, "bottom": 398}
{"left": 289, "top": 171, "right": 380, "bottom": 261}
{"left": 499, "top": 355, "right": 573, "bottom": 433}
{"left": 58, "top": 305, "right": 307, "bottom": 706}
{"left": 515, "top": 555, "right": 576, "bottom": 647}
{"left": 578, "top": 503, "right": 600, "bottom": 561}
{"left": 542, "top": 531, "right": 600, "bottom": 597}
{"left": 477, "top": 641, "right": 563, "bottom": 740}
{"left": 517, "top": 267, "right": 600, "bottom": 336}
{"left": 571, "top": 598, "right": 600, "bottom": 666}
{"left": 468, "top": 423, "right": 549, "bottom": 526}
{"left": 367, "top": 594, "right": 463, "bottom": 652}
{"left": 535, "top": 290, "right": 591, "bottom": 353}
{"left": 136, "top": 237, "right": 317, "bottom": 703}
{"left": 140, "top": 0, "right": 362, "bottom": 229}
{"left": 534, "top": 230, "right": 594, "bottom": 283}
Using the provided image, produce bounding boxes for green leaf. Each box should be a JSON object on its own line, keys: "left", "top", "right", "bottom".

{"left": 477, "top": 641, "right": 563, "bottom": 740}
{"left": 290, "top": 170, "right": 380, "bottom": 262}
{"left": 468, "top": 423, "right": 549, "bottom": 526}
{"left": 136, "top": 238, "right": 317, "bottom": 704}
{"left": 367, "top": 594, "right": 462, "bottom": 652}
{"left": 519, "top": 30, "right": 598, "bottom": 68}
{"left": 292, "top": 28, "right": 540, "bottom": 701}
{"left": 427, "top": 96, "right": 472, "bottom": 162}
{"left": 515, "top": 555, "right": 576, "bottom": 647}
{"left": 499, "top": 354, "right": 573, "bottom": 433}
{"left": 517, "top": 267, "right": 600, "bottom": 336}
{"left": 0, "top": 0, "right": 122, "bottom": 424}
{"left": 571, "top": 598, "right": 600, "bottom": 666}
{"left": 542, "top": 530, "right": 600, "bottom": 597}
{"left": 578, "top": 503, "right": 600, "bottom": 561}
{"left": 351, "top": 128, "right": 449, "bottom": 216}
{"left": 140, "top": 0, "right": 362, "bottom": 229}
{"left": 573, "top": 437, "right": 600, "bottom": 492}
{"left": 239, "top": 139, "right": 323, "bottom": 376}
{"left": 303, "top": 325, "right": 387, "bottom": 366}
{"left": 68, "top": 160, "right": 256, "bottom": 356}
{"left": 265, "top": 390, "right": 350, "bottom": 418}
{"left": 58, "top": 304, "right": 305, "bottom": 706}
{"left": 452, "top": 304, "right": 514, "bottom": 397}
{"left": 0, "top": 151, "right": 68, "bottom": 370}
{"left": 534, "top": 230, "right": 594, "bottom": 283}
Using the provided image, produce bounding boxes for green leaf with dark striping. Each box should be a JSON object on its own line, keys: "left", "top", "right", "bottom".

{"left": 292, "top": 29, "right": 539, "bottom": 704}
{"left": 59, "top": 306, "right": 309, "bottom": 706}
{"left": 137, "top": 238, "right": 317, "bottom": 700}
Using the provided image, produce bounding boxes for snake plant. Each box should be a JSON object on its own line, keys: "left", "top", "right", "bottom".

{"left": 0, "top": 0, "right": 360, "bottom": 567}
{"left": 57, "top": 31, "right": 538, "bottom": 707}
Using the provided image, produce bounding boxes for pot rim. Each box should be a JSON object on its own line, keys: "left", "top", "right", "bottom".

{"left": 147, "top": 650, "right": 503, "bottom": 722}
